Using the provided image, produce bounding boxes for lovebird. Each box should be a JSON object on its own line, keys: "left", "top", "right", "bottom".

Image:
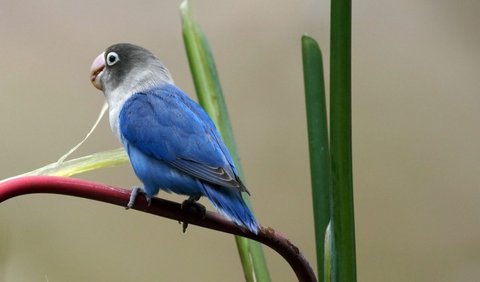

{"left": 89, "top": 43, "right": 258, "bottom": 233}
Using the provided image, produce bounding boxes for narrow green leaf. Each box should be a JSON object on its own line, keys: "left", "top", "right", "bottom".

{"left": 302, "top": 35, "right": 332, "bottom": 280}
{"left": 180, "top": 1, "right": 271, "bottom": 281}
{"left": 330, "top": 0, "right": 356, "bottom": 281}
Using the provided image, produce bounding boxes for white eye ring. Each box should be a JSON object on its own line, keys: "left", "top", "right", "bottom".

{"left": 106, "top": 52, "right": 120, "bottom": 66}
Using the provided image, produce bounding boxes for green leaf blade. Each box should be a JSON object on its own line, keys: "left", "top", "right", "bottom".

{"left": 330, "top": 0, "right": 356, "bottom": 281}
{"left": 302, "top": 35, "right": 332, "bottom": 281}
{"left": 180, "top": 1, "right": 271, "bottom": 281}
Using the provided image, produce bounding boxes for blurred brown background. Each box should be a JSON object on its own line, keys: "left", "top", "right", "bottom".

{"left": 0, "top": 1, "right": 479, "bottom": 281}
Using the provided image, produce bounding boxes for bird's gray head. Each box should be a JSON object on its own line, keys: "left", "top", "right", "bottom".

{"left": 90, "top": 43, "right": 173, "bottom": 94}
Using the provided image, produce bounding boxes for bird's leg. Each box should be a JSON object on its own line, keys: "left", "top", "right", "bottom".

{"left": 126, "top": 186, "right": 152, "bottom": 209}
{"left": 180, "top": 195, "right": 206, "bottom": 232}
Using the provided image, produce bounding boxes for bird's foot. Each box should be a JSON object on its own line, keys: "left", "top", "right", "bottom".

{"left": 181, "top": 196, "right": 206, "bottom": 217}
{"left": 180, "top": 196, "right": 206, "bottom": 233}
{"left": 126, "top": 186, "right": 152, "bottom": 209}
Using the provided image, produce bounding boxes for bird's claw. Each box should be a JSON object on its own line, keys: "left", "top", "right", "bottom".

{"left": 126, "top": 186, "right": 151, "bottom": 209}
{"left": 180, "top": 196, "right": 206, "bottom": 233}
{"left": 181, "top": 222, "right": 188, "bottom": 233}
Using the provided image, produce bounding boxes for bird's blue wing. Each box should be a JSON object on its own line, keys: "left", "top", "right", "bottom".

{"left": 119, "top": 84, "right": 247, "bottom": 192}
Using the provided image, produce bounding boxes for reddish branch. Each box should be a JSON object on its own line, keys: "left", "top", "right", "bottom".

{"left": 0, "top": 176, "right": 316, "bottom": 281}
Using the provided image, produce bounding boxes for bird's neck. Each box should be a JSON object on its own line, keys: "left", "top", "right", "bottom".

{"left": 106, "top": 87, "right": 130, "bottom": 142}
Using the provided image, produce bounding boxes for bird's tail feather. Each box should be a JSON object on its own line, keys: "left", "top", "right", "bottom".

{"left": 202, "top": 184, "right": 259, "bottom": 234}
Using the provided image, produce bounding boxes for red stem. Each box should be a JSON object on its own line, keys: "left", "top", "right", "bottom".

{"left": 0, "top": 176, "right": 317, "bottom": 281}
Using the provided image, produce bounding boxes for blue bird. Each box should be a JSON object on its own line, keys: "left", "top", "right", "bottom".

{"left": 89, "top": 43, "right": 258, "bottom": 233}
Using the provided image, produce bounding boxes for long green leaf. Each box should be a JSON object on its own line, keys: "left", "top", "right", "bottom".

{"left": 330, "top": 0, "right": 356, "bottom": 281}
{"left": 302, "top": 35, "right": 332, "bottom": 280}
{"left": 180, "top": 1, "right": 271, "bottom": 281}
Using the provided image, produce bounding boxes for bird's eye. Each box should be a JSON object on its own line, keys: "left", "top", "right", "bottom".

{"left": 106, "top": 52, "right": 120, "bottom": 66}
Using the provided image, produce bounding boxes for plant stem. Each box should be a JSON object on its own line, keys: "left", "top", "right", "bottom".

{"left": 0, "top": 176, "right": 316, "bottom": 282}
